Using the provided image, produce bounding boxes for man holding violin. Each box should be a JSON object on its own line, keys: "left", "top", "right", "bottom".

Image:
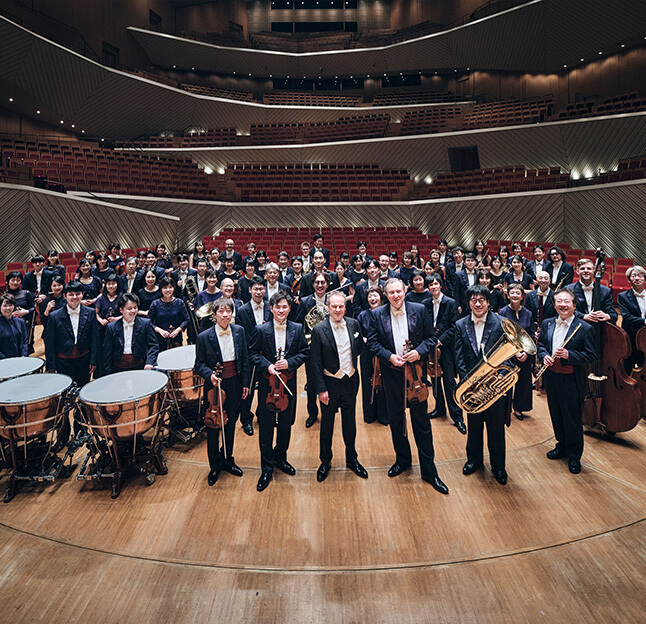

{"left": 367, "top": 278, "right": 449, "bottom": 495}
{"left": 194, "top": 298, "right": 250, "bottom": 487}
{"left": 309, "top": 291, "right": 368, "bottom": 482}
{"left": 251, "top": 291, "right": 309, "bottom": 492}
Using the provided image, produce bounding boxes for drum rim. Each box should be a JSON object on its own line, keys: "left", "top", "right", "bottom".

{"left": 0, "top": 356, "right": 45, "bottom": 380}
{"left": 0, "top": 373, "right": 73, "bottom": 404}
{"left": 155, "top": 345, "right": 196, "bottom": 372}
{"left": 78, "top": 370, "right": 168, "bottom": 405}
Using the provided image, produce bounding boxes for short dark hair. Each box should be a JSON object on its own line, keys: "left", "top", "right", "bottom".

{"left": 466, "top": 283, "right": 490, "bottom": 301}
{"left": 250, "top": 275, "right": 265, "bottom": 287}
{"left": 64, "top": 280, "right": 84, "bottom": 294}
{"left": 50, "top": 276, "right": 65, "bottom": 287}
{"left": 277, "top": 251, "right": 289, "bottom": 260}
{"left": 118, "top": 292, "right": 140, "bottom": 309}
{"left": 269, "top": 291, "right": 293, "bottom": 308}
{"left": 31, "top": 254, "right": 46, "bottom": 263}
{"left": 464, "top": 253, "right": 476, "bottom": 261}
{"left": 177, "top": 253, "right": 189, "bottom": 262}
{"left": 158, "top": 276, "right": 176, "bottom": 289}
{"left": 452, "top": 246, "right": 464, "bottom": 254}
{"left": 365, "top": 259, "right": 379, "bottom": 270}
{"left": 213, "top": 297, "right": 235, "bottom": 313}
{"left": 357, "top": 240, "right": 366, "bottom": 248}
{"left": 533, "top": 244, "right": 545, "bottom": 252}
{"left": 548, "top": 246, "right": 566, "bottom": 261}
{"left": 427, "top": 275, "right": 443, "bottom": 288}
{"left": 0, "top": 293, "right": 16, "bottom": 307}
{"left": 313, "top": 233, "right": 323, "bottom": 242}
{"left": 7, "top": 270, "right": 23, "bottom": 281}
{"left": 554, "top": 288, "right": 576, "bottom": 302}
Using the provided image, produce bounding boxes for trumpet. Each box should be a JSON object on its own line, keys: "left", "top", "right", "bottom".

{"left": 455, "top": 318, "right": 536, "bottom": 414}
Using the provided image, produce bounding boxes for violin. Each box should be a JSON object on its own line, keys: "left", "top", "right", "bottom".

{"left": 265, "top": 348, "right": 294, "bottom": 414}
{"left": 582, "top": 248, "right": 642, "bottom": 434}
{"left": 404, "top": 339, "right": 429, "bottom": 404}
{"left": 205, "top": 363, "right": 228, "bottom": 430}
{"left": 370, "top": 356, "right": 382, "bottom": 405}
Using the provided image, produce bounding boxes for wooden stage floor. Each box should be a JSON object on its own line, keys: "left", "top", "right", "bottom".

{"left": 1, "top": 354, "right": 646, "bottom": 622}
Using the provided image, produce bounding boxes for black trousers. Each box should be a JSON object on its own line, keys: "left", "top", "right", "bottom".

{"left": 381, "top": 365, "right": 438, "bottom": 479}
{"left": 304, "top": 359, "right": 319, "bottom": 420}
{"left": 511, "top": 356, "right": 534, "bottom": 413}
{"left": 319, "top": 373, "right": 359, "bottom": 463}
{"left": 257, "top": 377, "right": 297, "bottom": 473}
{"left": 240, "top": 365, "right": 260, "bottom": 427}
{"left": 543, "top": 369, "right": 584, "bottom": 461}
{"left": 465, "top": 396, "right": 507, "bottom": 472}
{"left": 359, "top": 351, "right": 389, "bottom": 424}
{"left": 56, "top": 353, "right": 91, "bottom": 444}
{"left": 432, "top": 350, "right": 463, "bottom": 423}
{"left": 206, "top": 375, "right": 241, "bottom": 472}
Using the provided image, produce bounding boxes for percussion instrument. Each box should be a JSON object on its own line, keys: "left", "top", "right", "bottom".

{"left": 0, "top": 373, "right": 73, "bottom": 502}
{"left": 76, "top": 370, "right": 168, "bottom": 499}
{"left": 156, "top": 345, "right": 205, "bottom": 443}
{"left": 0, "top": 356, "right": 44, "bottom": 382}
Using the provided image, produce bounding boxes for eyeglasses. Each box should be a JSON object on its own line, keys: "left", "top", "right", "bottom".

{"left": 469, "top": 297, "right": 487, "bottom": 304}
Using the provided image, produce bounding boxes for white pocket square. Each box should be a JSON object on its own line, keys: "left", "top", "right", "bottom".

{"left": 354, "top": 332, "right": 360, "bottom": 338}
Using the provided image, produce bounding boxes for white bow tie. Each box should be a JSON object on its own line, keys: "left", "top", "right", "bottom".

{"left": 556, "top": 319, "right": 570, "bottom": 327}
{"left": 68, "top": 308, "right": 80, "bottom": 316}
{"left": 581, "top": 285, "right": 594, "bottom": 292}
{"left": 123, "top": 321, "right": 135, "bottom": 329}
{"left": 331, "top": 320, "right": 346, "bottom": 330}
{"left": 634, "top": 292, "right": 645, "bottom": 298}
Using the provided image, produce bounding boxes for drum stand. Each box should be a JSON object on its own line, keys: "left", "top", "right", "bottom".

{"left": 164, "top": 381, "right": 205, "bottom": 445}
{"left": 1, "top": 396, "right": 76, "bottom": 503}
{"left": 76, "top": 399, "right": 169, "bottom": 499}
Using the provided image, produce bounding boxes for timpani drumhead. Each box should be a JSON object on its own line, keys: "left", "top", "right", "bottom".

{"left": 156, "top": 345, "right": 196, "bottom": 372}
{"left": 0, "top": 357, "right": 44, "bottom": 382}
{"left": 0, "top": 373, "right": 72, "bottom": 404}
{"left": 79, "top": 370, "right": 168, "bottom": 405}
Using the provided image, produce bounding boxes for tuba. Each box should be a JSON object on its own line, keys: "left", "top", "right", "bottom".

{"left": 455, "top": 318, "right": 536, "bottom": 414}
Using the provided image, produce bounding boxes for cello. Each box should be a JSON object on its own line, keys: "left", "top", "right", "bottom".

{"left": 581, "top": 249, "right": 642, "bottom": 434}
{"left": 630, "top": 327, "right": 646, "bottom": 418}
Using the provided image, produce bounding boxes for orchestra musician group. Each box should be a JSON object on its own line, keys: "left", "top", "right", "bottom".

{"left": 2, "top": 236, "right": 645, "bottom": 494}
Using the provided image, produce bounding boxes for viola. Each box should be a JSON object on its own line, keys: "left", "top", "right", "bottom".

{"left": 582, "top": 248, "right": 642, "bottom": 434}
{"left": 404, "top": 339, "right": 429, "bottom": 404}
{"left": 265, "top": 348, "right": 294, "bottom": 413}
{"left": 205, "top": 363, "right": 228, "bottom": 430}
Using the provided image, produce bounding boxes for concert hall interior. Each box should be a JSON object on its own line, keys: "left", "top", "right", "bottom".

{"left": 1, "top": 1, "right": 646, "bottom": 622}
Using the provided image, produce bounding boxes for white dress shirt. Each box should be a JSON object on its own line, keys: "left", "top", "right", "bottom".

{"left": 471, "top": 313, "right": 486, "bottom": 350}
{"left": 67, "top": 305, "right": 81, "bottom": 342}
{"left": 266, "top": 283, "right": 279, "bottom": 300}
{"left": 252, "top": 301, "right": 265, "bottom": 325}
{"left": 551, "top": 262, "right": 562, "bottom": 285}
{"left": 34, "top": 271, "right": 43, "bottom": 292}
{"left": 432, "top": 293, "right": 443, "bottom": 323}
{"left": 126, "top": 273, "right": 137, "bottom": 293}
{"left": 123, "top": 320, "right": 135, "bottom": 355}
{"left": 581, "top": 283, "right": 594, "bottom": 312}
{"left": 215, "top": 325, "right": 235, "bottom": 362}
{"left": 466, "top": 270, "right": 476, "bottom": 286}
{"left": 552, "top": 316, "right": 574, "bottom": 355}
{"left": 633, "top": 290, "right": 646, "bottom": 317}
{"left": 325, "top": 320, "right": 355, "bottom": 378}
{"left": 390, "top": 306, "right": 408, "bottom": 357}
{"left": 274, "top": 321, "right": 287, "bottom": 355}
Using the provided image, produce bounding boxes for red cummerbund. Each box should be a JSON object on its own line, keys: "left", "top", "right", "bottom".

{"left": 116, "top": 354, "right": 144, "bottom": 370}
{"left": 57, "top": 345, "right": 89, "bottom": 359}
{"left": 221, "top": 361, "right": 237, "bottom": 379}
{"left": 550, "top": 359, "right": 574, "bottom": 375}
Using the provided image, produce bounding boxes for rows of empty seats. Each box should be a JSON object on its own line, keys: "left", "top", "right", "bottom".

{"left": 226, "top": 162, "right": 413, "bottom": 202}
{"left": 250, "top": 31, "right": 353, "bottom": 53}
{"left": 262, "top": 92, "right": 363, "bottom": 107}
{"left": 556, "top": 91, "right": 645, "bottom": 121}
{"left": 181, "top": 84, "right": 253, "bottom": 102}
{"left": 598, "top": 156, "right": 646, "bottom": 184}
{"left": 372, "top": 90, "right": 468, "bottom": 106}
{"left": 179, "top": 29, "right": 251, "bottom": 48}
{"left": 416, "top": 166, "right": 569, "bottom": 199}
{"left": 116, "top": 129, "right": 237, "bottom": 149}
{"left": 0, "top": 137, "right": 217, "bottom": 200}
{"left": 399, "top": 106, "right": 466, "bottom": 135}
{"left": 461, "top": 98, "right": 554, "bottom": 129}
{"left": 349, "top": 21, "right": 444, "bottom": 48}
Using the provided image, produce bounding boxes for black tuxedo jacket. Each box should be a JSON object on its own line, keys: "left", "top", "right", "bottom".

{"left": 367, "top": 301, "right": 436, "bottom": 364}
{"left": 544, "top": 261, "right": 574, "bottom": 288}
{"left": 102, "top": 317, "right": 159, "bottom": 374}
{"left": 352, "top": 279, "right": 386, "bottom": 317}
{"left": 170, "top": 268, "right": 198, "bottom": 299}
{"left": 194, "top": 323, "right": 250, "bottom": 390}
{"left": 309, "top": 247, "right": 331, "bottom": 268}
{"left": 23, "top": 270, "right": 53, "bottom": 295}
{"left": 454, "top": 269, "right": 478, "bottom": 307}
{"left": 235, "top": 299, "right": 272, "bottom": 343}
{"left": 277, "top": 267, "right": 295, "bottom": 284}
{"left": 526, "top": 259, "right": 548, "bottom": 280}
{"left": 250, "top": 320, "right": 309, "bottom": 375}
{"left": 537, "top": 316, "right": 597, "bottom": 392}
{"left": 424, "top": 295, "right": 458, "bottom": 347}
{"left": 525, "top": 289, "right": 557, "bottom": 327}
{"left": 263, "top": 282, "right": 291, "bottom": 301}
{"left": 119, "top": 271, "right": 144, "bottom": 294}
{"left": 0, "top": 316, "right": 28, "bottom": 358}
{"left": 565, "top": 281, "right": 617, "bottom": 324}
{"left": 618, "top": 290, "right": 646, "bottom": 339}
{"left": 309, "top": 317, "right": 364, "bottom": 394}
{"left": 44, "top": 305, "right": 99, "bottom": 370}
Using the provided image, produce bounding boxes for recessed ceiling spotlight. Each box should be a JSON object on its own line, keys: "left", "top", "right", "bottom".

{"left": 8, "top": 98, "right": 13, "bottom": 102}
{"left": 36, "top": 110, "right": 40, "bottom": 114}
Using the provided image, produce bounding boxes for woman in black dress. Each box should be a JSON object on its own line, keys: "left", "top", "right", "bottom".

{"left": 40, "top": 275, "right": 66, "bottom": 329}
{"left": 504, "top": 255, "right": 534, "bottom": 293}
{"left": 92, "top": 252, "right": 113, "bottom": 284}
{"left": 148, "top": 277, "right": 190, "bottom": 351}
{"left": 5, "top": 271, "right": 35, "bottom": 353}
{"left": 473, "top": 239, "right": 491, "bottom": 269}
{"left": 155, "top": 243, "right": 173, "bottom": 275}
{"left": 94, "top": 273, "right": 122, "bottom": 376}
{"left": 136, "top": 270, "right": 162, "bottom": 316}
{"left": 45, "top": 250, "right": 66, "bottom": 281}
{"left": 77, "top": 259, "right": 103, "bottom": 306}
{"left": 477, "top": 270, "right": 505, "bottom": 312}
{"left": 189, "top": 240, "right": 208, "bottom": 269}
{"left": 409, "top": 244, "right": 424, "bottom": 269}
{"left": 107, "top": 243, "right": 124, "bottom": 274}
{"left": 347, "top": 254, "right": 366, "bottom": 285}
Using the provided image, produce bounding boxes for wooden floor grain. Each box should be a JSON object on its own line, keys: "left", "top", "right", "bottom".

{"left": 1, "top": 339, "right": 645, "bottom": 623}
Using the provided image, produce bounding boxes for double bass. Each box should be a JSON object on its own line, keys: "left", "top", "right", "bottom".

{"left": 630, "top": 327, "right": 646, "bottom": 418}
{"left": 582, "top": 249, "right": 642, "bottom": 434}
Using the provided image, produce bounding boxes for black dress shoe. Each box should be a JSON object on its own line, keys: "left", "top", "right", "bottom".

{"left": 363, "top": 417, "right": 377, "bottom": 424}
{"left": 207, "top": 470, "right": 219, "bottom": 486}
{"left": 305, "top": 415, "right": 318, "bottom": 428}
{"left": 546, "top": 447, "right": 566, "bottom": 460}
{"left": 514, "top": 411, "right": 524, "bottom": 421}
{"left": 377, "top": 419, "right": 389, "bottom": 426}
{"left": 346, "top": 459, "right": 368, "bottom": 479}
{"left": 242, "top": 423, "right": 254, "bottom": 436}
{"left": 429, "top": 408, "right": 446, "bottom": 419}
{"left": 493, "top": 469, "right": 508, "bottom": 485}
{"left": 387, "top": 462, "right": 411, "bottom": 477}
{"left": 257, "top": 471, "right": 272, "bottom": 491}
{"left": 276, "top": 460, "right": 296, "bottom": 475}
{"left": 454, "top": 421, "right": 467, "bottom": 435}
{"left": 317, "top": 462, "right": 331, "bottom": 482}
{"left": 568, "top": 459, "right": 581, "bottom": 474}
{"left": 462, "top": 461, "right": 483, "bottom": 475}
{"left": 422, "top": 474, "right": 449, "bottom": 495}
{"left": 221, "top": 462, "right": 244, "bottom": 477}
